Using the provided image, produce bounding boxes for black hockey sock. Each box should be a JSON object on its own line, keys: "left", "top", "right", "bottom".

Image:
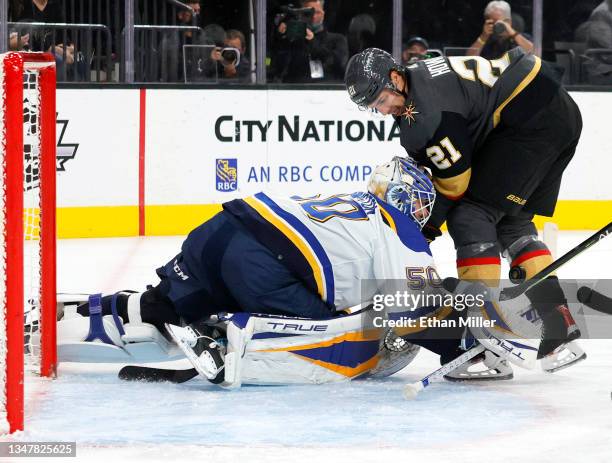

{"left": 76, "top": 286, "right": 180, "bottom": 334}
{"left": 139, "top": 285, "right": 180, "bottom": 333}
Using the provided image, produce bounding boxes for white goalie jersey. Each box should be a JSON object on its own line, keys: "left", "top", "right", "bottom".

{"left": 57, "top": 191, "right": 440, "bottom": 386}
{"left": 223, "top": 191, "right": 436, "bottom": 311}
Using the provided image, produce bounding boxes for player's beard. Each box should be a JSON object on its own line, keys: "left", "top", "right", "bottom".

{"left": 391, "top": 97, "right": 409, "bottom": 117}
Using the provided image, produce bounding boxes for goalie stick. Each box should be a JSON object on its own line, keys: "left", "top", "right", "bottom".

{"left": 404, "top": 221, "right": 612, "bottom": 399}
{"left": 118, "top": 365, "right": 198, "bottom": 383}
{"left": 403, "top": 345, "right": 486, "bottom": 399}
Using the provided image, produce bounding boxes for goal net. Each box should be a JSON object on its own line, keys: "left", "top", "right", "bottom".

{"left": 0, "top": 52, "right": 57, "bottom": 434}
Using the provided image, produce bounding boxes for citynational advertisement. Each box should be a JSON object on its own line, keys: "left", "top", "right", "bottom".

{"left": 55, "top": 89, "right": 612, "bottom": 237}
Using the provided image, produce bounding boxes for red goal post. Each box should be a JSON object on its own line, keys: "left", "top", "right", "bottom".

{"left": 0, "top": 52, "right": 57, "bottom": 434}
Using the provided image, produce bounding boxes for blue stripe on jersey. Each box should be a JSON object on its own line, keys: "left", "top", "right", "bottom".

{"left": 255, "top": 192, "right": 335, "bottom": 307}
{"left": 374, "top": 197, "right": 432, "bottom": 256}
{"left": 223, "top": 198, "right": 323, "bottom": 303}
{"left": 251, "top": 332, "right": 303, "bottom": 340}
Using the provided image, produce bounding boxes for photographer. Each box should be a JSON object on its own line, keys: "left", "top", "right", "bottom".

{"left": 271, "top": 0, "right": 348, "bottom": 83}
{"left": 401, "top": 36, "right": 430, "bottom": 65}
{"left": 210, "top": 29, "right": 251, "bottom": 82}
{"left": 159, "top": 0, "right": 206, "bottom": 82}
{"left": 468, "top": 1, "right": 533, "bottom": 59}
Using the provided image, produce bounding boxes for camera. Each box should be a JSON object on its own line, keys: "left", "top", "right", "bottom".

{"left": 492, "top": 22, "right": 507, "bottom": 36}
{"left": 221, "top": 48, "right": 239, "bottom": 66}
{"left": 276, "top": 5, "right": 315, "bottom": 42}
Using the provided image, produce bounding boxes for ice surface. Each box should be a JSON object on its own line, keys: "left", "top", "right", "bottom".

{"left": 3, "top": 231, "right": 611, "bottom": 462}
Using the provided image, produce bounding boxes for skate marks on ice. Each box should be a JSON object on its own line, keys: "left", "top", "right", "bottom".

{"left": 17, "top": 371, "right": 539, "bottom": 447}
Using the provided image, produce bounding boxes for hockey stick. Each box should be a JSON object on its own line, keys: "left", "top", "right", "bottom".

{"left": 500, "top": 221, "right": 612, "bottom": 301}
{"left": 118, "top": 365, "right": 198, "bottom": 383}
{"left": 403, "top": 344, "right": 486, "bottom": 400}
{"left": 577, "top": 287, "right": 612, "bottom": 315}
{"left": 404, "top": 222, "right": 612, "bottom": 399}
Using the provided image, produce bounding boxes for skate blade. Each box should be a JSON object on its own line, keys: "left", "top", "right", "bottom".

{"left": 444, "top": 371, "right": 514, "bottom": 382}
{"left": 542, "top": 351, "right": 587, "bottom": 373}
{"left": 542, "top": 341, "right": 587, "bottom": 373}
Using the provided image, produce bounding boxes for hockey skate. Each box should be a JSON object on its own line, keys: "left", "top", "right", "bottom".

{"left": 444, "top": 350, "right": 514, "bottom": 382}
{"left": 537, "top": 304, "right": 582, "bottom": 359}
{"left": 165, "top": 320, "right": 226, "bottom": 384}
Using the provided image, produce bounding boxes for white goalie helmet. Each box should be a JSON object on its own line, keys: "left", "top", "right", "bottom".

{"left": 367, "top": 156, "right": 436, "bottom": 229}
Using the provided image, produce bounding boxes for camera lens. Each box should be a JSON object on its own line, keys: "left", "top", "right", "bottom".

{"left": 493, "top": 22, "right": 506, "bottom": 35}
{"left": 222, "top": 50, "right": 237, "bottom": 62}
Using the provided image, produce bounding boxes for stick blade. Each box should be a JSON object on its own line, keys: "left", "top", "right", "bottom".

{"left": 118, "top": 365, "right": 198, "bottom": 383}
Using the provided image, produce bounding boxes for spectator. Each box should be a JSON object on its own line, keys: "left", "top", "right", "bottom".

{"left": 576, "top": 0, "right": 612, "bottom": 84}
{"left": 9, "top": 31, "right": 30, "bottom": 51}
{"left": 14, "top": 1, "right": 77, "bottom": 78}
{"left": 468, "top": 1, "right": 534, "bottom": 59}
{"left": 159, "top": 0, "right": 207, "bottom": 82}
{"left": 210, "top": 29, "right": 252, "bottom": 82}
{"left": 271, "top": 0, "right": 348, "bottom": 83}
{"left": 401, "top": 36, "right": 429, "bottom": 65}
{"left": 347, "top": 13, "right": 376, "bottom": 56}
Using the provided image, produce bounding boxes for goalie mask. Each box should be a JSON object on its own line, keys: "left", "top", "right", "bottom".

{"left": 368, "top": 157, "right": 435, "bottom": 229}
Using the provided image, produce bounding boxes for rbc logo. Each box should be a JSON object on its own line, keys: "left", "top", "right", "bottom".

{"left": 216, "top": 158, "right": 238, "bottom": 192}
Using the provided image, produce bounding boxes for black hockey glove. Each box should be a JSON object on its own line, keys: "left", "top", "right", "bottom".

{"left": 422, "top": 223, "right": 442, "bottom": 243}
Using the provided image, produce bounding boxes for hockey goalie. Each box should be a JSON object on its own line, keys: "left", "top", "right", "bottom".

{"left": 58, "top": 157, "right": 579, "bottom": 387}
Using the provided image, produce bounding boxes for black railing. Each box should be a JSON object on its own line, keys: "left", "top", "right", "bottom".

{"left": 137, "top": 0, "right": 198, "bottom": 27}
{"left": 2, "top": 1, "right": 611, "bottom": 87}
{"left": 123, "top": 24, "right": 204, "bottom": 82}
{"left": 8, "top": 22, "right": 113, "bottom": 82}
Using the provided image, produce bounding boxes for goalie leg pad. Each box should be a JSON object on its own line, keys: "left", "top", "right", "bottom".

{"left": 59, "top": 292, "right": 184, "bottom": 363}
{"left": 468, "top": 295, "right": 541, "bottom": 370}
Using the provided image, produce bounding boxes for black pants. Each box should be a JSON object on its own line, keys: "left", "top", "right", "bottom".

{"left": 447, "top": 198, "right": 538, "bottom": 252}
{"left": 469, "top": 88, "right": 582, "bottom": 217}
{"left": 156, "top": 212, "right": 333, "bottom": 323}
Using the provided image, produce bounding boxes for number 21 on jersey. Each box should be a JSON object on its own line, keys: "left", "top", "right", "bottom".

{"left": 448, "top": 54, "right": 511, "bottom": 87}
{"left": 425, "top": 136, "right": 462, "bottom": 170}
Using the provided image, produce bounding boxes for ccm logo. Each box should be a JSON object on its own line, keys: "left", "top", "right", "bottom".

{"left": 267, "top": 322, "right": 328, "bottom": 332}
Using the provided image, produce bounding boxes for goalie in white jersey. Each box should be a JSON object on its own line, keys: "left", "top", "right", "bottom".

{"left": 70, "top": 158, "right": 460, "bottom": 381}
{"left": 72, "top": 157, "right": 530, "bottom": 386}
{"left": 79, "top": 156, "right": 438, "bottom": 325}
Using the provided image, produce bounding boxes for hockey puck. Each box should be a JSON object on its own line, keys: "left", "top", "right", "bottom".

{"left": 509, "top": 266, "right": 526, "bottom": 284}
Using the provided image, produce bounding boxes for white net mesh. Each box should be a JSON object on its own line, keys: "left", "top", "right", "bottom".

{"left": 23, "top": 68, "right": 43, "bottom": 369}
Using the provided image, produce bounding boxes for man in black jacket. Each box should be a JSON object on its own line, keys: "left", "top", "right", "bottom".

{"left": 272, "top": 0, "right": 348, "bottom": 83}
